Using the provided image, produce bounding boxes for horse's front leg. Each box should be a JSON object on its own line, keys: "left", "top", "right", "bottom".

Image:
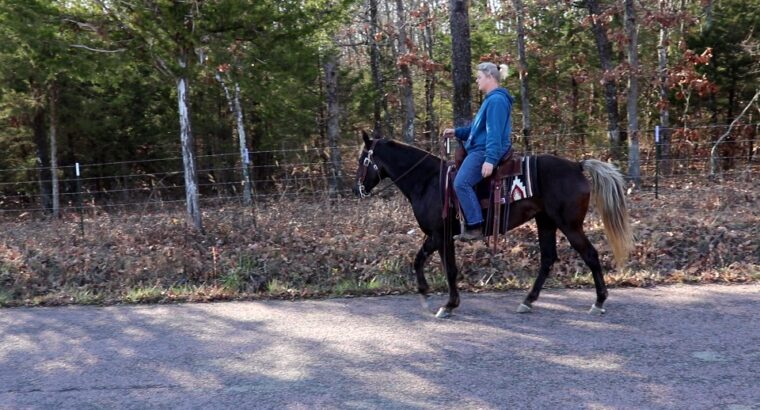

{"left": 435, "top": 237, "right": 459, "bottom": 318}
{"left": 413, "top": 236, "right": 438, "bottom": 295}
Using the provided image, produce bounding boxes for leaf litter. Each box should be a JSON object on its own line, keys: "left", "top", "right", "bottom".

{"left": 0, "top": 174, "right": 757, "bottom": 306}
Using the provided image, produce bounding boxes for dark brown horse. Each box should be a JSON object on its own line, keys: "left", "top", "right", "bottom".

{"left": 354, "top": 132, "right": 634, "bottom": 318}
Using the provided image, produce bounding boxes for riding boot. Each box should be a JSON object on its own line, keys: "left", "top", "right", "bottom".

{"left": 454, "top": 223, "right": 483, "bottom": 241}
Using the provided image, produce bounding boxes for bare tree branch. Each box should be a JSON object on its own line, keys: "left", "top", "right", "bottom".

{"left": 153, "top": 56, "right": 174, "bottom": 78}
{"left": 69, "top": 44, "right": 127, "bottom": 53}
{"left": 710, "top": 89, "right": 760, "bottom": 175}
{"left": 61, "top": 18, "right": 101, "bottom": 32}
{"left": 334, "top": 41, "right": 369, "bottom": 48}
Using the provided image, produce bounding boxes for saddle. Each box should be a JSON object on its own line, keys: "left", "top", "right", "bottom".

{"left": 454, "top": 146, "right": 523, "bottom": 181}
{"left": 444, "top": 146, "right": 526, "bottom": 249}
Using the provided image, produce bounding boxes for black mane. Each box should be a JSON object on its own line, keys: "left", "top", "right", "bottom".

{"left": 376, "top": 139, "right": 443, "bottom": 180}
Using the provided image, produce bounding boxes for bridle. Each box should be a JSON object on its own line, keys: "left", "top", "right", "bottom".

{"left": 356, "top": 139, "right": 380, "bottom": 198}
{"left": 356, "top": 139, "right": 431, "bottom": 198}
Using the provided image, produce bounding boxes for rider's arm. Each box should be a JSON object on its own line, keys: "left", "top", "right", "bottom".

{"left": 454, "top": 126, "right": 471, "bottom": 141}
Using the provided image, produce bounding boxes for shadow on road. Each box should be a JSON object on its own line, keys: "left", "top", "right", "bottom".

{"left": 0, "top": 284, "right": 758, "bottom": 408}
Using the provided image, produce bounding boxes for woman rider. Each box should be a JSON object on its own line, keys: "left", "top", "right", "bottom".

{"left": 443, "top": 62, "right": 514, "bottom": 241}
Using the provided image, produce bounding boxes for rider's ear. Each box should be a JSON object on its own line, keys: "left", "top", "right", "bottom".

{"left": 362, "top": 130, "right": 372, "bottom": 148}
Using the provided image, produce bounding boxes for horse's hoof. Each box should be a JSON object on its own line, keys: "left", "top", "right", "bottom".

{"left": 435, "top": 307, "right": 452, "bottom": 319}
{"left": 589, "top": 304, "right": 606, "bottom": 315}
{"left": 516, "top": 303, "right": 533, "bottom": 313}
{"left": 418, "top": 294, "right": 430, "bottom": 310}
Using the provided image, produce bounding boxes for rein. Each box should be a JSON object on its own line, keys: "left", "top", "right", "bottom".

{"left": 357, "top": 140, "right": 433, "bottom": 198}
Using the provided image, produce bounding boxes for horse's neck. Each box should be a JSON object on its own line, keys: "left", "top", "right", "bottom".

{"left": 379, "top": 144, "right": 440, "bottom": 198}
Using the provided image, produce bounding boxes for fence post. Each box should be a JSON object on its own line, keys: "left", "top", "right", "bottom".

{"left": 655, "top": 126, "right": 660, "bottom": 199}
{"left": 75, "top": 162, "right": 84, "bottom": 236}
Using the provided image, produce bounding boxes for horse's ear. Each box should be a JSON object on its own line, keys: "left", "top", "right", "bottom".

{"left": 362, "top": 130, "right": 372, "bottom": 148}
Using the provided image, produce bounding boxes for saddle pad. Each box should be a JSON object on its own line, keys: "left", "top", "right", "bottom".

{"left": 506, "top": 155, "right": 539, "bottom": 203}
{"left": 477, "top": 155, "right": 539, "bottom": 205}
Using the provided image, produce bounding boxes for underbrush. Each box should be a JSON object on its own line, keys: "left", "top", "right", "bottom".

{"left": 0, "top": 174, "right": 757, "bottom": 307}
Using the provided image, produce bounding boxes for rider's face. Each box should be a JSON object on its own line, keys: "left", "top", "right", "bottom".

{"left": 476, "top": 71, "right": 493, "bottom": 92}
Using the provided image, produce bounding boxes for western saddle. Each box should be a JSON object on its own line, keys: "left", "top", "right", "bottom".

{"left": 446, "top": 146, "right": 524, "bottom": 249}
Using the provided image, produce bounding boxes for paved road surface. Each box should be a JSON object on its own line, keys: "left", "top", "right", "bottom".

{"left": 1, "top": 283, "right": 758, "bottom": 409}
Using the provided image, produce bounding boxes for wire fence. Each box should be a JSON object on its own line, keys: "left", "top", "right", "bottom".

{"left": 0, "top": 124, "right": 757, "bottom": 217}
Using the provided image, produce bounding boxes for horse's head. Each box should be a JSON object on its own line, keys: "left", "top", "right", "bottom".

{"left": 353, "top": 130, "right": 387, "bottom": 198}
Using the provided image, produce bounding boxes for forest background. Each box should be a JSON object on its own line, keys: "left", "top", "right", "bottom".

{"left": 0, "top": 0, "right": 757, "bottom": 306}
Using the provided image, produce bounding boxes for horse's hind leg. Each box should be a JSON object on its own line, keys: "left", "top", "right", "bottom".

{"left": 413, "top": 236, "right": 438, "bottom": 295}
{"left": 559, "top": 224, "right": 608, "bottom": 315}
{"left": 518, "top": 213, "right": 558, "bottom": 313}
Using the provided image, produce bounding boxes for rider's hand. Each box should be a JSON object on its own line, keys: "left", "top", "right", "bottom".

{"left": 481, "top": 162, "right": 494, "bottom": 178}
{"left": 442, "top": 128, "right": 455, "bottom": 139}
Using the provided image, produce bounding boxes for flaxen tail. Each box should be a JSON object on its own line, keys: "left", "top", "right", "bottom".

{"left": 581, "top": 160, "right": 634, "bottom": 268}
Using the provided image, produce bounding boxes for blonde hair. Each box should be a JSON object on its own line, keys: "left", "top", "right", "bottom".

{"left": 477, "top": 62, "right": 509, "bottom": 82}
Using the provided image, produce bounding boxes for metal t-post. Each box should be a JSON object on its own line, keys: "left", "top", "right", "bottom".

{"left": 655, "top": 126, "right": 660, "bottom": 199}
{"left": 75, "top": 162, "right": 84, "bottom": 236}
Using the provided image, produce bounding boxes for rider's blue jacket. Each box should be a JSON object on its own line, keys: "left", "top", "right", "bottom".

{"left": 454, "top": 87, "right": 514, "bottom": 165}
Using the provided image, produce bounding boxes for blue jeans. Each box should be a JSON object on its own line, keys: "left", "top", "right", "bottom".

{"left": 454, "top": 150, "right": 485, "bottom": 227}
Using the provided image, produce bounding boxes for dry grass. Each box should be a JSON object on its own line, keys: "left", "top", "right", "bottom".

{"left": 0, "top": 173, "right": 757, "bottom": 307}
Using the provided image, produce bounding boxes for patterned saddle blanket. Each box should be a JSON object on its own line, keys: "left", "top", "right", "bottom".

{"left": 477, "top": 155, "right": 539, "bottom": 207}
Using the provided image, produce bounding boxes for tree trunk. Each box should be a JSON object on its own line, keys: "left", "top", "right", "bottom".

{"left": 48, "top": 83, "right": 60, "bottom": 218}
{"left": 702, "top": 0, "right": 713, "bottom": 33}
{"left": 677, "top": 0, "right": 685, "bottom": 40}
{"left": 383, "top": 0, "right": 399, "bottom": 136}
{"left": 450, "top": 0, "right": 473, "bottom": 127}
{"left": 368, "top": 0, "right": 391, "bottom": 138}
{"left": 727, "top": 78, "right": 737, "bottom": 121}
{"left": 395, "top": 0, "right": 415, "bottom": 144}
{"left": 233, "top": 83, "right": 253, "bottom": 204}
{"left": 586, "top": 0, "right": 622, "bottom": 159}
{"left": 233, "top": 83, "right": 253, "bottom": 205}
{"left": 422, "top": 0, "right": 438, "bottom": 149}
{"left": 625, "top": 0, "right": 640, "bottom": 185}
{"left": 571, "top": 75, "right": 582, "bottom": 146}
{"left": 589, "top": 81, "right": 597, "bottom": 120}
{"left": 323, "top": 50, "right": 344, "bottom": 196}
{"left": 512, "top": 0, "right": 532, "bottom": 153}
{"left": 216, "top": 73, "right": 253, "bottom": 205}
{"left": 177, "top": 52, "right": 203, "bottom": 232}
{"left": 317, "top": 54, "right": 327, "bottom": 145}
{"left": 750, "top": 122, "right": 757, "bottom": 163}
{"left": 657, "top": 0, "right": 672, "bottom": 175}
{"left": 32, "top": 106, "right": 52, "bottom": 211}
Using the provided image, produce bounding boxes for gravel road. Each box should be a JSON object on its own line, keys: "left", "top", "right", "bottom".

{"left": 1, "top": 283, "right": 758, "bottom": 409}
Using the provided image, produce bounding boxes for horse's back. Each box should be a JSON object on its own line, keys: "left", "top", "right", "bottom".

{"left": 535, "top": 154, "right": 590, "bottom": 202}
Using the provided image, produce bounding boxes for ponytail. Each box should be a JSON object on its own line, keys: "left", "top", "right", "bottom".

{"left": 498, "top": 64, "right": 509, "bottom": 81}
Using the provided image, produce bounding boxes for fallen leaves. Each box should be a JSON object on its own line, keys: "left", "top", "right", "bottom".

{"left": 0, "top": 173, "right": 757, "bottom": 307}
